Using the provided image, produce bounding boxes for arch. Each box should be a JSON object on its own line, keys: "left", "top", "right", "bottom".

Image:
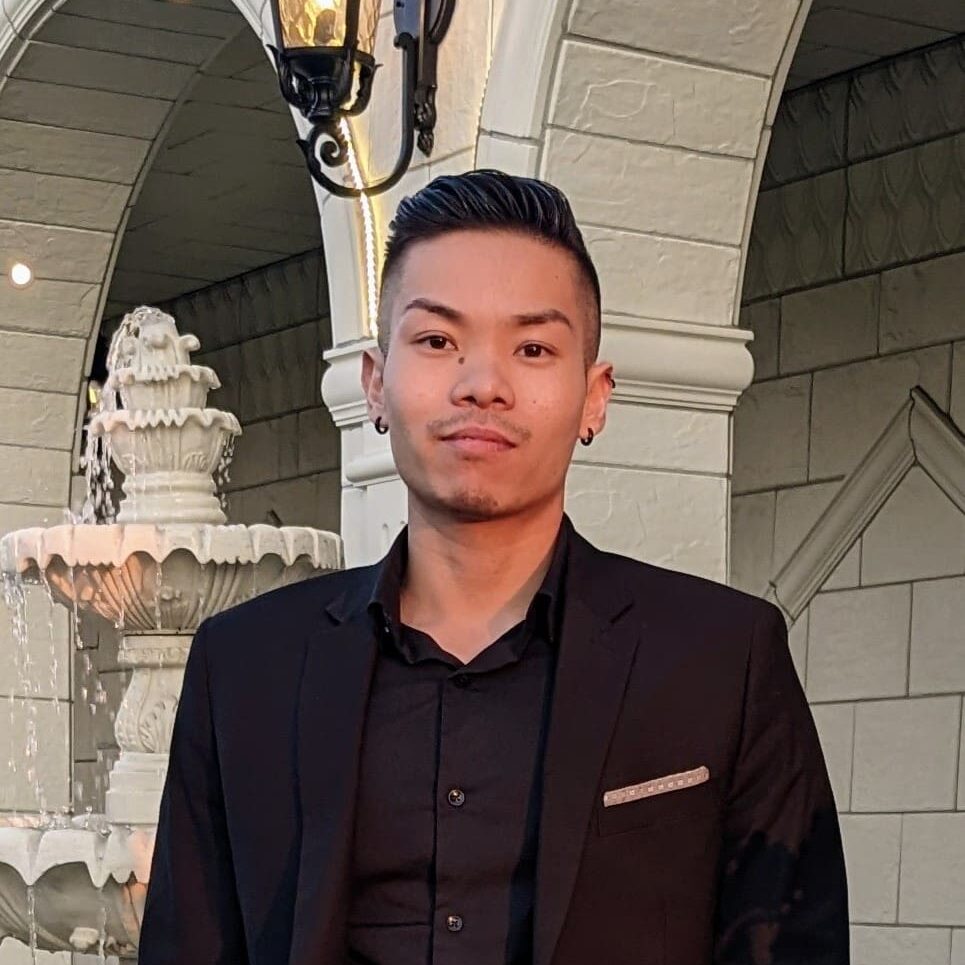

{"left": 0, "top": 0, "right": 365, "bottom": 814}
{"left": 0, "top": 0, "right": 365, "bottom": 493}
{"left": 480, "top": 0, "right": 813, "bottom": 338}
{"left": 475, "top": 0, "right": 814, "bottom": 578}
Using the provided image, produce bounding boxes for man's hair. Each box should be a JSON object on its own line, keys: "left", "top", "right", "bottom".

{"left": 375, "top": 169, "right": 601, "bottom": 367}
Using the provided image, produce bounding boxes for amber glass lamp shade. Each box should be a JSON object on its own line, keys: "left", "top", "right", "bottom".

{"left": 275, "top": 0, "right": 379, "bottom": 55}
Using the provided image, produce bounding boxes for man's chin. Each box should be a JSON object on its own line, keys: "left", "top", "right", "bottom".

{"left": 409, "top": 483, "right": 506, "bottom": 521}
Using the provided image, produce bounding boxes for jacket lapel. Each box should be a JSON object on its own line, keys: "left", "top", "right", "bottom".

{"left": 533, "top": 527, "right": 641, "bottom": 965}
{"left": 287, "top": 573, "right": 380, "bottom": 965}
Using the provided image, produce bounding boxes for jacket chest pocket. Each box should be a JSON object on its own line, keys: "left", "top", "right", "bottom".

{"left": 594, "top": 771, "right": 721, "bottom": 837}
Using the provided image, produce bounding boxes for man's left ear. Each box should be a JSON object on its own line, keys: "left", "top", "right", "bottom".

{"left": 584, "top": 360, "right": 614, "bottom": 436}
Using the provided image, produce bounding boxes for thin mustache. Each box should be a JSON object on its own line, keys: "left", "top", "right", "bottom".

{"left": 435, "top": 419, "right": 530, "bottom": 443}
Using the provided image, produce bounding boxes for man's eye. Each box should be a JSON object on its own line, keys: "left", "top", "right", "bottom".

{"left": 521, "top": 344, "right": 552, "bottom": 358}
{"left": 417, "top": 335, "right": 452, "bottom": 350}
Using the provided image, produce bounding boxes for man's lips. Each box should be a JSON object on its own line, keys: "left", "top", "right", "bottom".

{"left": 439, "top": 427, "right": 517, "bottom": 452}
{"left": 441, "top": 427, "right": 516, "bottom": 445}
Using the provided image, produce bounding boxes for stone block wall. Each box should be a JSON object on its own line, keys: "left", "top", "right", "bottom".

{"left": 732, "top": 37, "right": 965, "bottom": 955}
{"left": 166, "top": 248, "right": 340, "bottom": 533}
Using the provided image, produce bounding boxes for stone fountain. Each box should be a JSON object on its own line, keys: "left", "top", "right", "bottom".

{"left": 0, "top": 305, "right": 341, "bottom": 959}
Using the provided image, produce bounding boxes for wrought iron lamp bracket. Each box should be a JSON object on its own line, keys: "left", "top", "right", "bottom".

{"left": 269, "top": 0, "right": 456, "bottom": 198}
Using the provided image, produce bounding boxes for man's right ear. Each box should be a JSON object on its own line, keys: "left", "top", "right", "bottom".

{"left": 361, "top": 345, "right": 385, "bottom": 414}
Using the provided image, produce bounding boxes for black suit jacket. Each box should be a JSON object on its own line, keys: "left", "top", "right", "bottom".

{"left": 140, "top": 515, "right": 849, "bottom": 965}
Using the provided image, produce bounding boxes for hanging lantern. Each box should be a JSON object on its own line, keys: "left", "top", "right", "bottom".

{"left": 267, "top": 0, "right": 456, "bottom": 197}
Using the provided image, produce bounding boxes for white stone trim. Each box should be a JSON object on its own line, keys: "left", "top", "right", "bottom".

{"left": 912, "top": 389, "right": 965, "bottom": 518}
{"left": 478, "top": 0, "right": 571, "bottom": 142}
{"left": 772, "top": 387, "right": 965, "bottom": 620}
{"left": 0, "top": 0, "right": 49, "bottom": 74}
{"left": 343, "top": 449, "right": 399, "bottom": 487}
{"left": 765, "top": 0, "right": 812, "bottom": 126}
{"left": 602, "top": 315, "right": 754, "bottom": 411}
{"left": 321, "top": 339, "right": 374, "bottom": 428}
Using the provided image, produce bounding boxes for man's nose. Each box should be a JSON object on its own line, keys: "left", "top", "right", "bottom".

{"left": 451, "top": 351, "right": 513, "bottom": 406}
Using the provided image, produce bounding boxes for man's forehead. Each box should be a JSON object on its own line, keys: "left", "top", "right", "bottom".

{"left": 393, "top": 232, "right": 584, "bottom": 298}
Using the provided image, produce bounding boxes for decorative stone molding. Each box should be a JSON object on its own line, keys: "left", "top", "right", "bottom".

{"left": 771, "top": 386, "right": 965, "bottom": 621}
{"left": 478, "top": 0, "right": 569, "bottom": 142}
{"left": 321, "top": 339, "right": 377, "bottom": 429}
{"left": 602, "top": 315, "right": 754, "bottom": 411}
{"left": 343, "top": 450, "right": 399, "bottom": 488}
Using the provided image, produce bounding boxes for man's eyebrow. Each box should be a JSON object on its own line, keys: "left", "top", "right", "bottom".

{"left": 402, "top": 297, "right": 463, "bottom": 321}
{"left": 403, "top": 298, "right": 573, "bottom": 332}
{"left": 513, "top": 308, "right": 573, "bottom": 331}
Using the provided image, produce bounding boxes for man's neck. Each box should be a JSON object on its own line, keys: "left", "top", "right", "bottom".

{"left": 399, "top": 501, "right": 564, "bottom": 641}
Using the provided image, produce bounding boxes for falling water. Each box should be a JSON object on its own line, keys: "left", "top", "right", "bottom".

{"left": 0, "top": 571, "right": 46, "bottom": 813}
{"left": 1, "top": 572, "right": 23, "bottom": 811}
{"left": 26, "top": 883, "right": 37, "bottom": 964}
{"left": 96, "top": 899, "right": 108, "bottom": 963}
{"left": 153, "top": 561, "right": 163, "bottom": 631}
{"left": 68, "top": 565, "right": 82, "bottom": 647}
{"left": 38, "top": 572, "right": 63, "bottom": 728}
{"left": 79, "top": 413, "right": 116, "bottom": 526}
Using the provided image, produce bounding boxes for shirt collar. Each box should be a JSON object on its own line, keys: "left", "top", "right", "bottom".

{"left": 366, "top": 514, "right": 571, "bottom": 649}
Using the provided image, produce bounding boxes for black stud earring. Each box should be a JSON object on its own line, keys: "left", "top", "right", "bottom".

{"left": 374, "top": 416, "right": 389, "bottom": 434}
{"left": 579, "top": 427, "right": 594, "bottom": 446}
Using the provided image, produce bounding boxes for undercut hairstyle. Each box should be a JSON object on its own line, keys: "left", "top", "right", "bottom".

{"left": 375, "top": 169, "right": 602, "bottom": 368}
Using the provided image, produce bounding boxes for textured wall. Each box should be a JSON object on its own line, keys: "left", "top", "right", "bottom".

{"left": 733, "top": 37, "right": 965, "bottom": 955}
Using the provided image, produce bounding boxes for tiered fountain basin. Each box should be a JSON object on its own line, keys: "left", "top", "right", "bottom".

{"left": 0, "top": 815, "right": 151, "bottom": 957}
{"left": 1, "top": 523, "right": 340, "bottom": 631}
{"left": 0, "top": 520, "right": 340, "bottom": 957}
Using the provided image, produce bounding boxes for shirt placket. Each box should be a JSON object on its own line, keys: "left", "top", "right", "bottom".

{"left": 432, "top": 664, "right": 479, "bottom": 961}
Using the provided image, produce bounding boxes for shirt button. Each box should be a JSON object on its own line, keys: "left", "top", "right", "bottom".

{"left": 447, "top": 787, "right": 465, "bottom": 807}
{"left": 446, "top": 914, "right": 463, "bottom": 932}
{"left": 452, "top": 673, "right": 470, "bottom": 688}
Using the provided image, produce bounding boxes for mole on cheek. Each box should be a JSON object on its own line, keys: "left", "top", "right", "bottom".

{"left": 458, "top": 357, "right": 465, "bottom": 364}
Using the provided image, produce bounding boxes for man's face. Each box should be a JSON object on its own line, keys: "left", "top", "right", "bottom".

{"left": 362, "top": 229, "right": 613, "bottom": 522}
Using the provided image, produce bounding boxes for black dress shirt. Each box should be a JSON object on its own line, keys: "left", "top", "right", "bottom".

{"left": 345, "top": 516, "right": 571, "bottom": 965}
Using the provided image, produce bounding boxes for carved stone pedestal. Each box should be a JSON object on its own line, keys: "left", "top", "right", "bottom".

{"left": 105, "top": 633, "right": 190, "bottom": 826}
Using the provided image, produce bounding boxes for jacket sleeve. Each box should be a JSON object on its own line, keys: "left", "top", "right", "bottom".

{"left": 713, "top": 600, "right": 850, "bottom": 964}
{"left": 139, "top": 618, "right": 249, "bottom": 964}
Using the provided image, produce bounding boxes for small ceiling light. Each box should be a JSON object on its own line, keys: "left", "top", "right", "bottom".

{"left": 10, "top": 262, "right": 33, "bottom": 287}
{"left": 267, "top": 0, "right": 456, "bottom": 198}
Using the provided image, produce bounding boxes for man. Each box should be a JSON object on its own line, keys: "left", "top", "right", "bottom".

{"left": 140, "top": 170, "right": 849, "bottom": 965}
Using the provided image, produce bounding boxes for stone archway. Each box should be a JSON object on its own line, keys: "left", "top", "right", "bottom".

{"left": 474, "top": 0, "right": 812, "bottom": 576}
{"left": 0, "top": 0, "right": 365, "bottom": 514}
{"left": 0, "top": 0, "right": 365, "bottom": 816}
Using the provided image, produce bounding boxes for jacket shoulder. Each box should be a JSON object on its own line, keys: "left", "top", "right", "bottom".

{"left": 608, "top": 549, "right": 779, "bottom": 629}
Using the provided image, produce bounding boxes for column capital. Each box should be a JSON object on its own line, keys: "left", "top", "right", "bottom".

{"left": 601, "top": 315, "right": 754, "bottom": 412}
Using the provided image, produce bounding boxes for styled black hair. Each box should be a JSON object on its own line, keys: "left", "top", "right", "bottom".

{"left": 376, "top": 169, "right": 601, "bottom": 366}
